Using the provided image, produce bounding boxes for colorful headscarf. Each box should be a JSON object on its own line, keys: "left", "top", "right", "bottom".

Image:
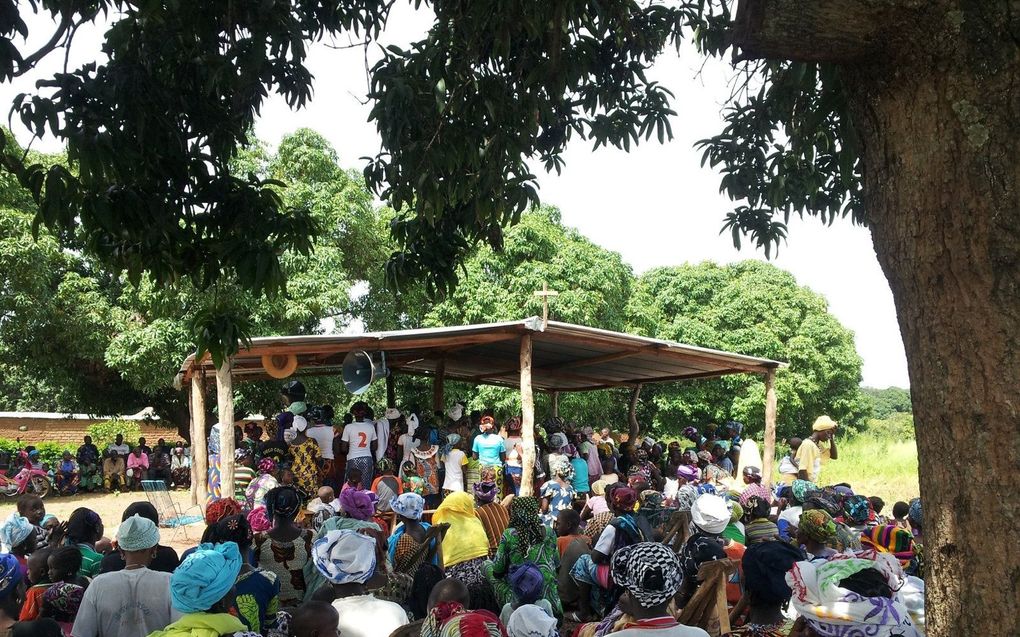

{"left": 505, "top": 417, "right": 522, "bottom": 434}
{"left": 264, "top": 486, "right": 301, "bottom": 519}
{"left": 437, "top": 607, "right": 507, "bottom": 637}
{"left": 696, "top": 450, "right": 713, "bottom": 464}
{"left": 246, "top": 506, "right": 271, "bottom": 532}
{"left": 549, "top": 456, "right": 573, "bottom": 480}
{"left": 744, "top": 518, "right": 780, "bottom": 544}
{"left": 547, "top": 433, "right": 568, "bottom": 450}
{"left": 339, "top": 488, "right": 378, "bottom": 521}
{"left": 434, "top": 492, "right": 490, "bottom": 565}
{"left": 843, "top": 495, "right": 873, "bottom": 525}
{"left": 682, "top": 426, "right": 699, "bottom": 441}
{"left": 862, "top": 525, "right": 916, "bottom": 567}
{"left": 41, "top": 582, "right": 84, "bottom": 621}
{"left": 171, "top": 542, "right": 243, "bottom": 613}
{"left": 377, "top": 457, "right": 395, "bottom": 474}
{"left": 507, "top": 604, "right": 557, "bottom": 637}
{"left": 742, "top": 495, "right": 771, "bottom": 520}
{"left": 610, "top": 487, "right": 638, "bottom": 513}
{"left": 799, "top": 509, "right": 837, "bottom": 544}
{"left": 0, "top": 513, "right": 34, "bottom": 552}
{"left": 204, "top": 498, "right": 242, "bottom": 525}
{"left": 676, "top": 464, "right": 699, "bottom": 482}
{"left": 405, "top": 476, "right": 427, "bottom": 496}
{"left": 116, "top": 514, "right": 161, "bottom": 551}
{"left": 0, "top": 553, "right": 22, "bottom": 598}
{"left": 786, "top": 555, "right": 923, "bottom": 637}
{"left": 509, "top": 497, "right": 545, "bottom": 552}
{"left": 392, "top": 493, "right": 425, "bottom": 521}
{"left": 611, "top": 542, "right": 683, "bottom": 608}
{"left": 741, "top": 540, "right": 804, "bottom": 604}
{"left": 739, "top": 483, "right": 772, "bottom": 507}
{"left": 691, "top": 494, "right": 730, "bottom": 534}
{"left": 674, "top": 484, "right": 699, "bottom": 512}
{"left": 211, "top": 514, "right": 253, "bottom": 547}
{"left": 804, "top": 493, "right": 842, "bottom": 518}
{"left": 473, "top": 480, "right": 498, "bottom": 504}
{"left": 508, "top": 562, "right": 544, "bottom": 604}
{"left": 313, "top": 529, "right": 377, "bottom": 584}
{"left": 907, "top": 498, "right": 922, "bottom": 529}
{"left": 791, "top": 480, "right": 818, "bottom": 504}
{"left": 257, "top": 458, "right": 277, "bottom": 474}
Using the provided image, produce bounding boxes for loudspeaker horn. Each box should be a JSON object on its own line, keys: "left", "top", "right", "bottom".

{"left": 342, "top": 350, "right": 389, "bottom": 395}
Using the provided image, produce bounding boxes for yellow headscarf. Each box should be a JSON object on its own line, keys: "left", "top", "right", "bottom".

{"left": 432, "top": 492, "right": 489, "bottom": 566}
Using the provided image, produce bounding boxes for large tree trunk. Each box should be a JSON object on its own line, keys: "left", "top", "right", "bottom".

{"left": 735, "top": 3, "right": 1020, "bottom": 635}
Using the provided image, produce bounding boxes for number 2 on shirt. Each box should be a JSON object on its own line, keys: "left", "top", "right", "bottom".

{"left": 358, "top": 432, "right": 368, "bottom": 448}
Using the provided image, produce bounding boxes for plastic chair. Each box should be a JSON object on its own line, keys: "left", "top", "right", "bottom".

{"left": 141, "top": 480, "right": 204, "bottom": 542}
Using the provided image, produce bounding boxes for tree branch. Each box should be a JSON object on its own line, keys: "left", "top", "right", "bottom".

{"left": 731, "top": 0, "right": 927, "bottom": 63}
{"left": 17, "top": 12, "right": 73, "bottom": 76}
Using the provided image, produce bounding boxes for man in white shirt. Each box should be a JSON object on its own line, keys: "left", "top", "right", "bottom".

{"left": 442, "top": 434, "right": 468, "bottom": 493}
{"left": 376, "top": 408, "right": 400, "bottom": 461}
{"left": 107, "top": 434, "right": 130, "bottom": 459}
{"left": 306, "top": 407, "right": 336, "bottom": 462}
{"left": 341, "top": 401, "right": 378, "bottom": 484}
{"left": 73, "top": 515, "right": 178, "bottom": 637}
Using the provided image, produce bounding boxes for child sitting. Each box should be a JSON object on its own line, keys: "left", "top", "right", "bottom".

{"left": 19, "top": 547, "right": 52, "bottom": 620}
{"left": 498, "top": 562, "right": 554, "bottom": 627}
{"left": 554, "top": 509, "right": 590, "bottom": 557}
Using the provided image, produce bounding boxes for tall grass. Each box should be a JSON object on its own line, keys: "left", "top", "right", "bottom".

{"left": 813, "top": 434, "right": 920, "bottom": 506}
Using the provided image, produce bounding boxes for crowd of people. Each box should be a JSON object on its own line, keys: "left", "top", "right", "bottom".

{"left": 0, "top": 382, "right": 927, "bottom": 637}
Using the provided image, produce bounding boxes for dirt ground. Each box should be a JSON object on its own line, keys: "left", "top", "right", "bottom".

{"left": 0, "top": 489, "right": 205, "bottom": 554}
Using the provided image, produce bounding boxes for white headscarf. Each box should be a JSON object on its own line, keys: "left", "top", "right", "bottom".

{"left": 691, "top": 493, "right": 730, "bottom": 534}
{"left": 312, "top": 529, "right": 377, "bottom": 584}
{"left": 507, "top": 604, "right": 558, "bottom": 637}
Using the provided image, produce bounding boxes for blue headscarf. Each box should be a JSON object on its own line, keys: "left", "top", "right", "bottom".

{"left": 0, "top": 553, "right": 22, "bottom": 599}
{"left": 170, "top": 542, "right": 242, "bottom": 613}
{"left": 0, "top": 513, "right": 34, "bottom": 552}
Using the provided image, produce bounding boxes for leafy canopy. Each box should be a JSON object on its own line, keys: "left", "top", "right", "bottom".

{"left": 0, "top": 2, "right": 861, "bottom": 361}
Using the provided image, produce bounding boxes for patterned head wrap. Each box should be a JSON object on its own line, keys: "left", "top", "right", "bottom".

{"left": 786, "top": 555, "right": 923, "bottom": 637}
{"left": 676, "top": 464, "right": 699, "bottom": 482}
{"left": 550, "top": 456, "right": 573, "bottom": 480}
{"left": 862, "top": 525, "right": 916, "bottom": 568}
{"left": 508, "top": 562, "right": 545, "bottom": 604}
{"left": 843, "top": 495, "right": 873, "bottom": 524}
{"left": 691, "top": 494, "right": 730, "bottom": 534}
{"left": 611, "top": 542, "right": 683, "bottom": 608}
{"left": 610, "top": 487, "right": 638, "bottom": 513}
{"left": 507, "top": 604, "right": 557, "bottom": 637}
{"left": 313, "top": 529, "right": 377, "bottom": 584}
{"left": 437, "top": 607, "right": 507, "bottom": 637}
{"left": 744, "top": 519, "right": 780, "bottom": 544}
{"left": 339, "top": 489, "right": 378, "bottom": 521}
{"left": 804, "top": 493, "right": 842, "bottom": 518}
{"left": 376, "top": 457, "right": 395, "bottom": 474}
{"left": 42, "top": 582, "right": 84, "bottom": 621}
{"left": 171, "top": 542, "right": 243, "bottom": 613}
{"left": 401, "top": 461, "right": 419, "bottom": 478}
{"left": 741, "top": 540, "right": 804, "bottom": 604}
{"left": 246, "top": 506, "right": 271, "bottom": 532}
{"left": 116, "top": 514, "right": 160, "bottom": 551}
{"left": 799, "top": 509, "right": 837, "bottom": 543}
{"left": 791, "top": 480, "right": 817, "bottom": 504}
{"left": 739, "top": 483, "right": 772, "bottom": 507}
{"left": 505, "top": 417, "right": 522, "bottom": 434}
{"left": 265, "top": 486, "right": 302, "bottom": 519}
{"left": 257, "top": 458, "right": 277, "bottom": 474}
{"left": 509, "top": 497, "right": 545, "bottom": 552}
{"left": 0, "top": 553, "right": 22, "bottom": 599}
{"left": 204, "top": 498, "right": 242, "bottom": 525}
{"left": 729, "top": 502, "right": 744, "bottom": 524}
{"left": 0, "top": 513, "right": 34, "bottom": 552}
{"left": 547, "top": 433, "right": 568, "bottom": 450}
{"left": 682, "top": 426, "right": 699, "bottom": 441}
{"left": 696, "top": 450, "right": 713, "bottom": 464}
{"left": 392, "top": 493, "right": 425, "bottom": 521}
{"left": 405, "top": 476, "right": 426, "bottom": 496}
{"left": 473, "top": 480, "right": 498, "bottom": 504}
{"left": 907, "top": 498, "right": 922, "bottom": 529}
{"left": 674, "top": 484, "right": 699, "bottom": 512}
{"left": 742, "top": 495, "right": 772, "bottom": 520}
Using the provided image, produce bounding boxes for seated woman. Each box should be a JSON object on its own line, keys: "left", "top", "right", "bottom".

{"left": 725, "top": 540, "right": 805, "bottom": 636}
{"left": 788, "top": 552, "right": 924, "bottom": 637}
{"left": 170, "top": 445, "right": 191, "bottom": 488}
{"left": 208, "top": 514, "right": 280, "bottom": 635}
{"left": 253, "top": 486, "right": 312, "bottom": 607}
{"left": 148, "top": 542, "right": 260, "bottom": 637}
{"left": 55, "top": 452, "right": 79, "bottom": 496}
{"left": 387, "top": 493, "right": 445, "bottom": 577}
{"left": 125, "top": 448, "right": 148, "bottom": 490}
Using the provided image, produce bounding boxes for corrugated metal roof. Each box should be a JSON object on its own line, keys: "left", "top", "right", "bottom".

{"left": 177, "top": 317, "right": 785, "bottom": 391}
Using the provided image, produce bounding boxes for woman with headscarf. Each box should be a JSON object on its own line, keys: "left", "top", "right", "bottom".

{"left": 311, "top": 529, "right": 410, "bottom": 637}
{"left": 484, "top": 496, "right": 562, "bottom": 620}
{"left": 507, "top": 603, "right": 557, "bottom": 637}
{"left": 725, "top": 541, "right": 804, "bottom": 636}
{"left": 472, "top": 415, "right": 506, "bottom": 496}
{"left": 0, "top": 553, "right": 24, "bottom": 636}
{"left": 786, "top": 553, "right": 924, "bottom": 637}
{"left": 0, "top": 514, "right": 35, "bottom": 576}
{"left": 170, "top": 445, "right": 190, "bottom": 488}
{"left": 388, "top": 493, "right": 445, "bottom": 576}
{"left": 473, "top": 480, "right": 510, "bottom": 558}
{"left": 99, "top": 501, "right": 180, "bottom": 574}
{"left": 286, "top": 415, "right": 320, "bottom": 497}
{"left": 40, "top": 581, "right": 84, "bottom": 635}
{"left": 741, "top": 496, "right": 779, "bottom": 546}
{"left": 371, "top": 458, "right": 402, "bottom": 512}
{"left": 245, "top": 458, "right": 279, "bottom": 511}
{"left": 63, "top": 508, "right": 104, "bottom": 578}
{"left": 253, "top": 486, "right": 312, "bottom": 606}
{"left": 606, "top": 542, "right": 708, "bottom": 637}
{"left": 676, "top": 494, "right": 729, "bottom": 608}
{"left": 539, "top": 456, "right": 577, "bottom": 529}
{"left": 147, "top": 542, "right": 260, "bottom": 637}
{"left": 441, "top": 434, "right": 469, "bottom": 495}
{"left": 411, "top": 425, "right": 443, "bottom": 509}
{"left": 209, "top": 514, "right": 280, "bottom": 635}
{"left": 796, "top": 510, "right": 838, "bottom": 561}
{"left": 861, "top": 525, "right": 920, "bottom": 576}
{"left": 433, "top": 492, "right": 493, "bottom": 607}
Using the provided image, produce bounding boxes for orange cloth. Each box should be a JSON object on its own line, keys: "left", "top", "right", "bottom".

{"left": 557, "top": 534, "right": 591, "bottom": 557}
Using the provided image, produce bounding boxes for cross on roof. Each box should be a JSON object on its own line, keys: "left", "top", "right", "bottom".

{"left": 534, "top": 282, "right": 559, "bottom": 328}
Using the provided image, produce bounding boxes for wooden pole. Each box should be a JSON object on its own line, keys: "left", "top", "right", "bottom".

{"left": 763, "top": 368, "right": 778, "bottom": 486}
{"left": 520, "top": 335, "right": 536, "bottom": 497}
{"left": 216, "top": 359, "right": 235, "bottom": 501}
{"left": 433, "top": 357, "right": 446, "bottom": 414}
{"left": 628, "top": 384, "right": 642, "bottom": 445}
{"left": 551, "top": 391, "right": 559, "bottom": 418}
{"left": 191, "top": 372, "right": 208, "bottom": 506}
{"left": 386, "top": 374, "right": 396, "bottom": 408}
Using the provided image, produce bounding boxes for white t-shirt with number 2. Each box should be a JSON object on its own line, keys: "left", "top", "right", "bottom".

{"left": 342, "top": 421, "right": 378, "bottom": 460}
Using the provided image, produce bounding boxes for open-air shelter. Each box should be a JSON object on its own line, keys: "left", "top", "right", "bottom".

{"left": 176, "top": 316, "right": 786, "bottom": 504}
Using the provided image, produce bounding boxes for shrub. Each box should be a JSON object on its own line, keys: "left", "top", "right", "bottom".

{"left": 85, "top": 419, "right": 143, "bottom": 450}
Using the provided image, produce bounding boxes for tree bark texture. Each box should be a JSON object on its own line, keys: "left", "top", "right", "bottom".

{"left": 216, "top": 359, "right": 235, "bottom": 503}
{"left": 520, "top": 335, "right": 536, "bottom": 497}
{"left": 737, "top": 3, "right": 1020, "bottom": 635}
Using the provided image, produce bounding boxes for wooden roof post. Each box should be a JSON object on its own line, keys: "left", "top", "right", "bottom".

{"left": 520, "top": 335, "right": 536, "bottom": 497}
{"left": 433, "top": 357, "right": 446, "bottom": 414}
{"left": 190, "top": 372, "right": 208, "bottom": 506}
{"left": 551, "top": 391, "right": 560, "bottom": 418}
{"left": 628, "top": 384, "right": 642, "bottom": 444}
{"left": 386, "top": 374, "right": 396, "bottom": 409}
{"left": 216, "top": 358, "right": 235, "bottom": 502}
{"left": 763, "top": 368, "right": 778, "bottom": 486}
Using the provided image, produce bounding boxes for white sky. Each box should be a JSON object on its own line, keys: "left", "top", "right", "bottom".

{"left": 2, "top": 6, "right": 909, "bottom": 388}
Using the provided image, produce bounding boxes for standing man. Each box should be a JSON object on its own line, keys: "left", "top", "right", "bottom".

{"left": 376, "top": 408, "right": 400, "bottom": 462}
{"left": 306, "top": 406, "right": 336, "bottom": 485}
{"left": 796, "top": 416, "right": 839, "bottom": 483}
{"left": 341, "top": 402, "right": 378, "bottom": 485}
{"left": 107, "top": 434, "right": 130, "bottom": 460}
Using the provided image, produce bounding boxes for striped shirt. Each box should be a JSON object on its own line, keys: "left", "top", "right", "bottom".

{"left": 475, "top": 502, "right": 510, "bottom": 556}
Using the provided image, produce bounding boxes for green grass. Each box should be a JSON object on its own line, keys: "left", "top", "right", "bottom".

{"left": 811, "top": 434, "right": 920, "bottom": 506}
